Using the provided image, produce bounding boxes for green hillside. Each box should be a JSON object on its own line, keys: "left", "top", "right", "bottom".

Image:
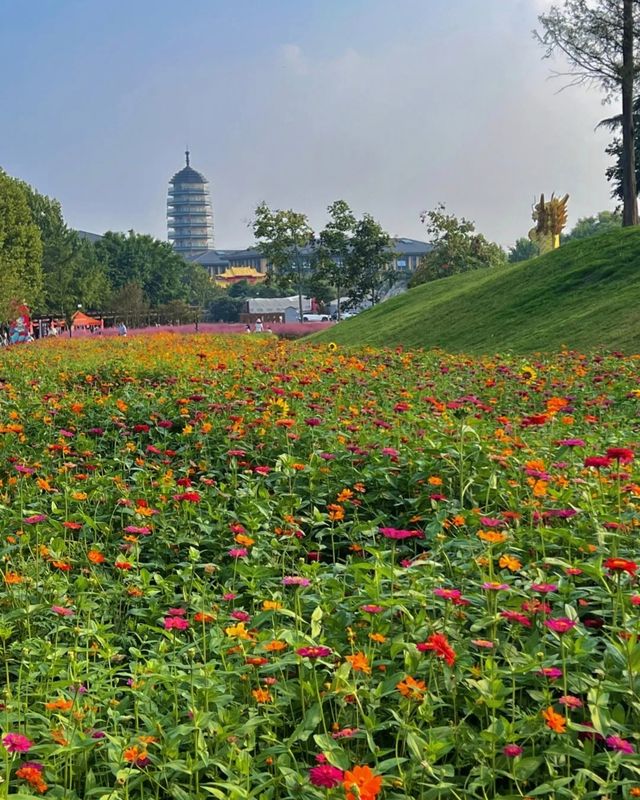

{"left": 311, "top": 228, "right": 640, "bottom": 353}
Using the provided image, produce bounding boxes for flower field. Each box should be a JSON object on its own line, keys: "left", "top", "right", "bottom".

{"left": 1, "top": 334, "right": 639, "bottom": 800}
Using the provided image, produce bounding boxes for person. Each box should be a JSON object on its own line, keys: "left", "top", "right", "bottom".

{"left": 254, "top": 318, "right": 263, "bottom": 333}
{"left": 245, "top": 324, "right": 251, "bottom": 333}
{"left": 118, "top": 322, "right": 128, "bottom": 337}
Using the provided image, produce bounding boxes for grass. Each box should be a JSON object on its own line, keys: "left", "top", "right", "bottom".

{"left": 311, "top": 228, "right": 640, "bottom": 353}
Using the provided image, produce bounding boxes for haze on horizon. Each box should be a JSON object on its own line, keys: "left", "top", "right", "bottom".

{"left": 0, "top": 0, "right": 618, "bottom": 250}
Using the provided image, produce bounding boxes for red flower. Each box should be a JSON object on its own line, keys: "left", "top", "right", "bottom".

{"left": 604, "top": 558, "right": 637, "bottom": 576}
{"left": 417, "top": 633, "right": 456, "bottom": 667}
{"left": 606, "top": 447, "right": 634, "bottom": 463}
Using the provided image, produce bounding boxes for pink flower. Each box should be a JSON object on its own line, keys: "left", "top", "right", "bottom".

{"left": 530, "top": 583, "right": 558, "bottom": 594}
{"left": 379, "top": 527, "right": 423, "bottom": 539}
{"left": 167, "top": 608, "right": 187, "bottom": 616}
{"left": 361, "top": 605, "right": 384, "bottom": 614}
{"left": 606, "top": 735, "right": 634, "bottom": 753}
{"left": 500, "top": 611, "right": 531, "bottom": 627}
{"left": 282, "top": 576, "right": 311, "bottom": 587}
{"left": 230, "top": 610, "right": 250, "bottom": 622}
{"left": 482, "top": 582, "right": 509, "bottom": 591}
{"left": 502, "top": 744, "right": 523, "bottom": 757}
{"left": 297, "top": 646, "right": 332, "bottom": 659}
{"left": 309, "top": 763, "right": 344, "bottom": 788}
{"left": 163, "top": 617, "right": 190, "bottom": 630}
{"left": 2, "top": 732, "right": 33, "bottom": 753}
{"left": 559, "top": 695, "right": 583, "bottom": 708}
{"left": 605, "top": 447, "right": 634, "bottom": 464}
{"left": 545, "top": 617, "right": 577, "bottom": 634}
{"left": 124, "top": 525, "right": 152, "bottom": 535}
{"left": 23, "top": 514, "right": 47, "bottom": 524}
{"left": 228, "top": 548, "right": 248, "bottom": 558}
{"left": 537, "top": 667, "right": 563, "bottom": 680}
{"left": 51, "top": 606, "right": 74, "bottom": 617}
{"left": 434, "top": 588, "right": 462, "bottom": 601}
{"left": 222, "top": 593, "right": 237, "bottom": 601}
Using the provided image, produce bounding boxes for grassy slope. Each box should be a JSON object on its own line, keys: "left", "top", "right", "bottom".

{"left": 311, "top": 228, "right": 640, "bottom": 353}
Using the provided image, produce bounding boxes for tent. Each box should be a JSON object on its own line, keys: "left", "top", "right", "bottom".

{"left": 71, "top": 311, "right": 103, "bottom": 330}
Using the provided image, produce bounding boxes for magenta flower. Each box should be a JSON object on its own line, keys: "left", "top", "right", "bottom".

{"left": 124, "top": 525, "right": 152, "bottom": 535}
{"left": 537, "top": 667, "right": 563, "bottom": 680}
{"left": 500, "top": 611, "right": 531, "bottom": 627}
{"left": 556, "top": 438, "right": 585, "bottom": 447}
{"left": 361, "top": 605, "right": 384, "bottom": 613}
{"left": 480, "top": 517, "right": 503, "bottom": 527}
{"left": 530, "top": 583, "right": 558, "bottom": 594}
{"left": 167, "top": 608, "right": 187, "bottom": 616}
{"left": 379, "top": 527, "right": 423, "bottom": 539}
{"left": 545, "top": 617, "right": 577, "bottom": 634}
{"left": 2, "top": 732, "right": 33, "bottom": 753}
{"left": 502, "top": 744, "right": 523, "bottom": 757}
{"left": 23, "top": 514, "right": 47, "bottom": 524}
{"left": 228, "top": 548, "right": 248, "bottom": 558}
{"left": 606, "top": 735, "right": 634, "bottom": 753}
{"left": 297, "top": 646, "right": 332, "bottom": 659}
{"left": 230, "top": 610, "right": 251, "bottom": 622}
{"left": 434, "top": 588, "right": 462, "bottom": 601}
{"left": 163, "top": 617, "right": 190, "bottom": 630}
{"left": 282, "top": 576, "right": 311, "bottom": 587}
{"left": 482, "top": 582, "right": 509, "bottom": 591}
{"left": 309, "top": 763, "right": 344, "bottom": 788}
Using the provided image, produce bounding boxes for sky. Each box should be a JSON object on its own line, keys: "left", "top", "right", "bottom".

{"left": 0, "top": 0, "right": 618, "bottom": 249}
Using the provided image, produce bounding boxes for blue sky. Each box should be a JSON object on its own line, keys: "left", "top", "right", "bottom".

{"left": 1, "top": 0, "right": 615, "bottom": 247}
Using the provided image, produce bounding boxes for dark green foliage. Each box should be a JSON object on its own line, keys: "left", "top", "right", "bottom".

{"left": 0, "top": 170, "right": 43, "bottom": 321}
{"left": 508, "top": 237, "right": 540, "bottom": 263}
{"left": 410, "top": 204, "right": 506, "bottom": 287}
{"left": 562, "top": 210, "right": 623, "bottom": 242}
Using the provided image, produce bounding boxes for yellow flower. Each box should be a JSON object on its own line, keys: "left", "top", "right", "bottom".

{"left": 225, "top": 622, "right": 253, "bottom": 640}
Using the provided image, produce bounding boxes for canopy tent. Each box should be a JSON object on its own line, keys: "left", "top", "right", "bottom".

{"left": 71, "top": 311, "right": 103, "bottom": 329}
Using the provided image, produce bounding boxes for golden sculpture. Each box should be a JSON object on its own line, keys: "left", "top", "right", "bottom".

{"left": 528, "top": 193, "right": 569, "bottom": 253}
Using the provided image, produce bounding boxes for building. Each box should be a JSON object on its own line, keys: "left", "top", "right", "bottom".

{"left": 167, "top": 151, "right": 214, "bottom": 257}
{"left": 187, "top": 238, "right": 432, "bottom": 280}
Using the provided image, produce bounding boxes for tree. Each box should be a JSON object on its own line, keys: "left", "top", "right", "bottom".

{"left": 252, "top": 203, "right": 314, "bottom": 322}
{"left": 509, "top": 237, "right": 541, "bottom": 263}
{"left": 535, "top": 0, "right": 639, "bottom": 226}
{"left": 208, "top": 294, "right": 245, "bottom": 323}
{"left": 316, "top": 200, "right": 356, "bottom": 319}
{"left": 0, "top": 170, "right": 43, "bottom": 322}
{"left": 21, "top": 185, "right": 110, "bottom": 324}
{"left": 343, "top": 214, "right": 393, "bottom": 307}
{"left": 410, "top": 204, "right": 505, "bottom": 287}
{"left": 110, "top": 282, "right": 149, "bottom": 326}
{"left": 95, "top": 231, "right": 189, "bottom": 307}
{"left": 601, "top": 97, "right": 640, "bottom": 203}
{"left": 562, "top": 210, "right": 623, "bottom": 241}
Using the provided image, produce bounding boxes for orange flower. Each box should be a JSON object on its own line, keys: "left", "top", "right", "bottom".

{"left": 337, "top": 488, "right": 354, "bottom": 503}
{"left": 252, "top": 688, "right": 271, "bottom": 703}
{"left": 45, "top": 698, "right": 74, "bottom": 712}
{"left": 194, "top": 611, "right": 215, "bottom": 623}
{"left": 343, "top": 764, "right": 382, "bottom": 800}
{"left": 16, "top": 765, "right": 48, "bottom": 793}
{"left": 262, "top": 600, "right": 282, "bottom": 611}
{"left": 327, "top": 503, "right": 345, "bottom": 521}
{"left": 499, "top": 554, "right": 522, "bottom": 572}
{"left": 51, "top": 727, "right": 69, "bottom": 746}
{"left": 346, "top": 652, "right": 371, "bottom": 674}
{"left": 369, "top": 633, "right": 386, "bottom": 644}
{"left": 87, "top": 550, "right": 105, "bottom": 564}
{"left": 396, "top": 675, "right": 427, "bottom": 700}
{"left": 235, "top": 533, "right": 255, "bottom": 547}
{"left": 4, "top": 571, "right": 23, "bottom": 584}
{"left": 428, "top": 476, "right": 443, "bottom": 486}
{"left": 477, "top": 530, "right": 507, "bottom": 544}
{"left": 264, "top": 639, "right": 287, "bottom": 652}
{"left": 542, "top": 706, "right": 566, "bottom": 733}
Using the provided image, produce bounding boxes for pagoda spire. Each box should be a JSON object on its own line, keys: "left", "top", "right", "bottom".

{"left": 185, "top": 148, "right": 190, "bottom": 167}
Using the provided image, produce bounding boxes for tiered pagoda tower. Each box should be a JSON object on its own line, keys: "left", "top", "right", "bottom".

{"left": 167, "top": 151, "right": 214, "bottom": 256}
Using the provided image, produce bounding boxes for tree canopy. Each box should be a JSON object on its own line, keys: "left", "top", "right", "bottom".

{"left": 0, "top": 170, "right": 43, "bottom": 322}
{"left": 535, "top": 0, "right": 639, "bottom": 226}
{"left": 410, "top": 204, "right": 505, "bottom": 287}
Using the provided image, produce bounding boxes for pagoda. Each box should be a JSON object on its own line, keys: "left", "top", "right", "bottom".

{"left": 167, "top": 151, "right": 214, "bottom": 256}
